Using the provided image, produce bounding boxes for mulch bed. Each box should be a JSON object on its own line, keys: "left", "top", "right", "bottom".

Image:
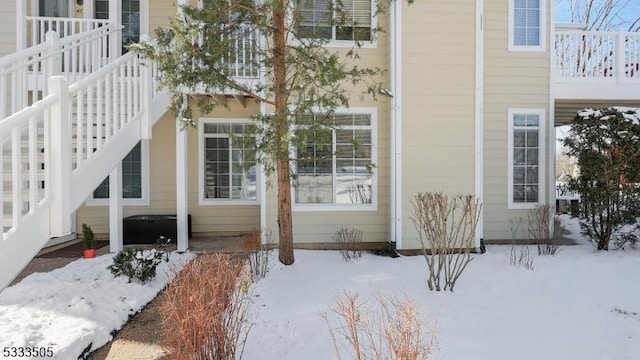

{"left": 37, "top": 241, "right": 110, "bottom": 258}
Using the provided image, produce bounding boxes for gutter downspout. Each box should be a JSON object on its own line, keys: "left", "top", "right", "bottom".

{"left": 475, "top": 0, "right": 484, "bottom": 252}
{"left": 389, "top": 0, "right": 403, "bottom": 252}
{"left": 548, "top": 3, "right": 556, "bottom": 238}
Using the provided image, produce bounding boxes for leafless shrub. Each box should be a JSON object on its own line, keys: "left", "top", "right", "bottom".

{"left": 323, "top": 291, "right": 437, "bottom": 360}
{"left": 243, "top": 228, "right": 274, "bottom": 282}
{"left": 527, "top": 205, "right": 562, "bottom": 256}
{"left": 411, "top": 193, "right": 481, "bottom": 291}
{"left": 509, "top": 219, "right": 535, "bottom": 271}
{"left": 333, "top": 228, "right": 364, "bottom": 262}
{"left": 160, "top": 253, "right": 252, "bottom": 360}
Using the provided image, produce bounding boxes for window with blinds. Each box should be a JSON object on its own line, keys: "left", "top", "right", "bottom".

{"left": 512, "top": 0, "right": 540, "bottom": 47}
{"left": 294, "top": 113, "right": 375, "bottom": 206}
{"left": 297, "top": 0, "right": 372, "bottom": 41}
{"left": 508, "top": 109, "right": 545, "bottom": 209}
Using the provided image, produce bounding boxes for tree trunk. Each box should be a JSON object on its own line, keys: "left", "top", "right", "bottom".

{"left": 273, "top": 0, "right": 294, "bottom": 265}
{"left": 277, "top": 158, "right": 294, "bottom": 264}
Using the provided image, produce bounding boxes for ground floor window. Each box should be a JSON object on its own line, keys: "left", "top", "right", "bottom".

{"left": 293, "top": 109, "right": 376, "bottom": 209}
{"left": 91, "top": 141, "right": 149, "bottom": 205}
{"left": 199, "top": 120, "right": 257, "bottom": 204}
{"left": 508, "top": 108, "right": 545, "bottom": 209}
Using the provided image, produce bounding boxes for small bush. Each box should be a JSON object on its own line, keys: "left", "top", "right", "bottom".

{"left": 509, "top": 220, "right": 534, "bottom": 271}
{"left": 527, "top": 205, "right": 561, "bottom": 256}
{"left": 323, "top": 291, "right": 437, "bottom": 360}
{"left": 108, "top": 248, "right": 169, "bottom": 283}
{"left": 160, "top": 253, "right": 252, "bottom": 360}
{"left": 81, "top": 223, "right": 95, "bottom": 250}
{"left": 333, "top": 228, "right": 364, "bottom": 262}
{"left": 411, "top": 193, "right": 481, "bottom": 291}
{"left": 155, "top": 235, "right": 173, "bottom": 250}
{"left": 243, "top": 228, "right": 274, "bottom": 282}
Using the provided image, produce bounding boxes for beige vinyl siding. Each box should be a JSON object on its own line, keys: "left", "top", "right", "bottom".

{"left": 265, "top": 9, "right": 391, "bottom": 245}
{"left": 75, "top": 100, "right": 261, "bottom": 236}
{"left": 0, "top": 0, "right": 16, "bottom": 56}
{"left": 149, "top": 0, "right": 176, "bottom": 35}
{"left": 483, "top": 0, "right": 552, "bottom": 240}
{"left": 399, "top": 0, "right": 476, "bottom": 249}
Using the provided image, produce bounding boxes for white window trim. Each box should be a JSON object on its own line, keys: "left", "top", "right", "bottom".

{"left": 507, "top": 108, "right": 546, "bottom": 210}
{"left": 198, "top": 118, "right": 261, "bottom": 206}
{"left": 289, "top": 0, "right": 378, "bottom": 49}
{"left": 508, "top": 0, "right": 546, "bottom": 52}
{"left": 292, "top": 107, "right": 378, "bottom": 212}
{"left": 86, "top": 140, "right": 151, "bottom": 206}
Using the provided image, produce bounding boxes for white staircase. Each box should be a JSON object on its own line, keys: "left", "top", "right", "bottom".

{"left": 0, "top": 25, "right": 169, "bottom": 291}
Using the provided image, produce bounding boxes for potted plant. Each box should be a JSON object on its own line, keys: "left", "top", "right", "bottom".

{"left": 82, "top": 223, "right": 96, "bottom": 258}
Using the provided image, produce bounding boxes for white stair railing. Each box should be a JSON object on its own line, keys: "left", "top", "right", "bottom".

{"left": 0, "top": 24, "right": 120, "bottom": 120}
{"left": 0, "top": 49, "right": 167, "bottom": 291}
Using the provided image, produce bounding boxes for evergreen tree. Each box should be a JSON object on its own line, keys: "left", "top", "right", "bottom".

{"left": 563, "top": 107, "right": 640, "bottom": 250}
{"left": 132, "top": 0, "right": 389, "bottom": 264}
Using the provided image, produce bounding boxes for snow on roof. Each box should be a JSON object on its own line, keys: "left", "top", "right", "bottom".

{"left": 578, "top": 107, "right": 640, "bottom": 125}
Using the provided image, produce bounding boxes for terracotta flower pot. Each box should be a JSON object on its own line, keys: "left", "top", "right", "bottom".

{"left": 83, "top": 249, "right": 96, "bottom": 259}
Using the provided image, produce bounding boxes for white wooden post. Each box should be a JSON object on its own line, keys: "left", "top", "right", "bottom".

{"left": 140, "top": 35, "right": 152, "bottom": 140}
{"left": 48, "top": 76, "right": 72, "bottom": 237}
{"left": 16, "top": 0, "right": 27, "bottom": 50}
{"left": 45, "top": 32, "right": 61, "bottom": 92}
{"left": 109, "top": 0, "right": 122, "bottom": 60}
{"left": 109, "top": 163, "right": 124, "bottom": 253}
{"left": 616, "top": 31, "right": 626, "bottom": 83}
{"left": 176, "top": 121, "right": 189, "bottom": 251}
{"left": 83, "top": 0, "right": 94, "bottom": 22}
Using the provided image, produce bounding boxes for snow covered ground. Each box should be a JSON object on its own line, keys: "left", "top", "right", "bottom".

{"left": 0, "top": 251, "right": 193, "bottom": 360}
{"left": 0, "top": 215, "right": 638, "bottom": 360}
{"left": 244, "top": 217, "right": 640, "bottom": 360}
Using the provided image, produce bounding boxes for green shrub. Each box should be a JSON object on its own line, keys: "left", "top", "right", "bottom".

{"left": 563, "top": 107, "right": 640, "bottom": 250}
{"left": 81, "top": 223, "right": 95, "bottom": 250}
{"left": 108, "top": 248, "right": 169, "bottom": 283}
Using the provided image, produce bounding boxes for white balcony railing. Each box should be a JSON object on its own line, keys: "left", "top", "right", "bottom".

{"left": 555, "top": 30, "right": 640, "bottom": 82}
{"left": 26, "top": 16, "right": 111, "bottom": 47}
{"left": 225, "top": 25, "right": 260, "bottom": 78}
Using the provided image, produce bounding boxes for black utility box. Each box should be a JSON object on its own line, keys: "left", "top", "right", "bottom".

{"left": 123, "top": 214, "right": 192, "bottom": 244}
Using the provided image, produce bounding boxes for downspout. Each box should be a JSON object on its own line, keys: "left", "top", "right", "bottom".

{"left": 474, "top": 0, "right": 484, "bottom": 252}
{"left": 389, "top": 0, "right": 403, "bottom": 253}
{"left": 548, "top": 2, "right": 556, "bottom": 238}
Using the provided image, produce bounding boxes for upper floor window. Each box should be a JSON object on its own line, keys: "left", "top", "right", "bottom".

{"left": 293, "top": 110, "right": 377, "bottom": 210}
{"left": 95, "top": 0, "right": 141, "bottom": 52}
{"left": 509, "top": 0, "right": 545, "bottom": 51}
{"left": 508, "top": 109, "right": 546, "bottom": 209}
{"left": 296, "top": 0, "right": 373, "bottom": 42}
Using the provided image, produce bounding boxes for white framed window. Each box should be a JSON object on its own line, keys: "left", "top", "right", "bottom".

{"left": 508, "top": 108, "right": 546, "bottom": 209}
{"left": 88, "top": 141, "right": 150, "bottom": 206}
{"left": 508, "top": 0, "right": 546, "bottom": 51}
{"left": 295, "top": 0, "right": 376, "bottom": 46}
{"left": 198, "top": 119, "right": 259, "bottom": 205}
{"left": 293, "top": 108, "right": 377, "bottom": 211}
